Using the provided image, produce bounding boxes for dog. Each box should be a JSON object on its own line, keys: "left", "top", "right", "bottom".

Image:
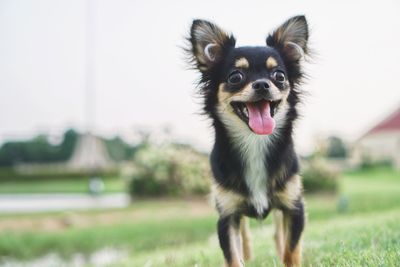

{"left": 185, "top": 15, "right": 310, "bottom": 267}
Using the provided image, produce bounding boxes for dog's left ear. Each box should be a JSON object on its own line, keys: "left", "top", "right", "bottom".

{"left": 188, "top": 19, "right": 235, "bottom": 72}
{"left": 267, "top": 15, "right": 309, "bottom": 62}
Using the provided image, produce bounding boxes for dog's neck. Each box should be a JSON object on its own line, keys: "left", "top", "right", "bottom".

{"left": 213, "top": 118, "right": 274, "bottom": 215}
{"left": 232, "top": 132, "right": 272, "bottom": 215}
{"left": 213, "top": 101, "right": 293, "bottom": 215}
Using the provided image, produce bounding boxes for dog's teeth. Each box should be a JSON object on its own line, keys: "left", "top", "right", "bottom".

{"left": 243, "top": 107, "right": 248, "bottom": 117}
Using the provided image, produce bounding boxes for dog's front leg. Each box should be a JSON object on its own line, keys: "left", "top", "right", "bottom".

{"left": 282, "top": 199, "right": 305, "bottom": 267}
{"left": 217, "top": 214, "right": 244, "bottom": 267}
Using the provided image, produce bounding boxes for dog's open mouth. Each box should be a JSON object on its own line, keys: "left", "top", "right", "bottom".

{"left": 231, "top": 99, "right": 281, "bottom": 135}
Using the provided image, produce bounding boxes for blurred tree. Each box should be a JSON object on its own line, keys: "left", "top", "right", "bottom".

{"left": 24, "top": 135, "right": 53, "bottom": 162}
{"left": 104, "top": 136, "right": 135, "bottom": 162}
{"left": 326, "top": 136, "right": 348, "bottom": 159}
{"left": 0, "top": 142, "right": 22, "bottom": 166}
{"left": 58, "top": 129, "right": 79, "bottom": 161}
{"left": 0, "top": 137, "right": 50, "bottom": 166}
{"left": 0, "top": 129, "right": 79, "bottom": 166}
{"left": 0, "top": 128, "right": 141, "bottom": 166}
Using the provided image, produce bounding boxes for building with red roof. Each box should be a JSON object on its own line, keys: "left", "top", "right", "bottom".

{"left": 364, "top": 108, "right": 400, "bottom": 137}
{"left": 353, "top": 106, "right": 400, "bottom": 170}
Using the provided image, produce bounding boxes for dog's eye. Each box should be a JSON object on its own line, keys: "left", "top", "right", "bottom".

{"left": 228, "top": 71, "right": 244, "bottom": 85}
{"left": 272, "top": 70, "right": 286, "bottom": 83}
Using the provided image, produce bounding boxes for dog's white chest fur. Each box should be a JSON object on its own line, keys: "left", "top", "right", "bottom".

{"left": 217, "top": 105, "right": 282, "bottom": 216}
{"left": 239, "top": 135, "right": 270, "bottom": 215}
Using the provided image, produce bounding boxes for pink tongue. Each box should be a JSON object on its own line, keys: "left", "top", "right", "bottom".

{"left": 246, "top": 101, "right": 276, "bottom": 135}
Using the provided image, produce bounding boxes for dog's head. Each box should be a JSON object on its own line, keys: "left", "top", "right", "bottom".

{"left": 186, "top": 16, "right": 309, "bottom": 136}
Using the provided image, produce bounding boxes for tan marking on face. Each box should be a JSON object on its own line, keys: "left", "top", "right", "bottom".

{"left": 268, "top": 82, "right": 284, "bottom": 101}
{"left": 231, "top": 83, "right": 254, "bottom": 102}
{"left": 235, "top": 57, "right": 249, "bottom": 69}
{"left": 218, "top": 83, "right": 256, "bottom": 109}
{"left": 218, "top": 83, "right": 234, "bottom": 105}
{"left": 275, "top": 175, "right": 302, "bottom": 209}
{"left": 216, "top": 83, "right": 252, "bottom": 135}
{"left": 266, "top": 56, "right": 278, "bottom": 69}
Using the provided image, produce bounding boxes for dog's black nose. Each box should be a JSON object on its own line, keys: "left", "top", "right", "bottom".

{"left": 252, "top": 80, "right": 270, "bottom": 92}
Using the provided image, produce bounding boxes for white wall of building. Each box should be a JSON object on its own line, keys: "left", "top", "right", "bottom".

{"left": 352, "top": 130, "right": 400, "bottom": 169}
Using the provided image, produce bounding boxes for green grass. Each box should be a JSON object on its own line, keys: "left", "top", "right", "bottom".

{"left": 115, "top": 209, "right": 400, "bottom": 267}
{"left": 0, "top": 216, "right": 217, "bottom": 259}
{"left": 115, "top": 167, "right": 400, "bottom": 267}
{"left": 0, "top": 167, "right": 399, "bottom": 266}
{"left": 0, "top": 177, "right": 125, "bottom": 194}
{"left": 302, "top": 210, "right": 400, "bottom": 267}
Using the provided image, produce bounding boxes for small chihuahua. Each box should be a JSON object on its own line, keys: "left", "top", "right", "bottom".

{"left": 186, "top": 15, "right": 310, "bottom": 267}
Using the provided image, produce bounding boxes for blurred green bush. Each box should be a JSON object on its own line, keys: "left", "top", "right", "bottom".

{"left": 359, "top": 155, "right": 393, "bottom": 170}
{"left": 128, "top": 143, "right": 211, "bottom": 197}
{"left": 0, "top": 129, "right": 78, "bottom": 167}
{"left": 302, "top": 158, "right": 340, "bottom": 194}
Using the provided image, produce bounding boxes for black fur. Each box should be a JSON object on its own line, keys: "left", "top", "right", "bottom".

{"left": 185, "top": 15, "right": 310, "bottom": 265}
{"left": 186, "top": 17, "right": 307, "bottom": 207}
{"left": 217, "top": 216, "right": 232, "bottom": 263}
{"left": 288, "top": 199, "right": 305, "bottom": 251}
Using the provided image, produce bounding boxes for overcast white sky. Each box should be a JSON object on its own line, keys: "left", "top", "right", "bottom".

{"left": 0, "top": 0, "right": 400, "bottom": 154}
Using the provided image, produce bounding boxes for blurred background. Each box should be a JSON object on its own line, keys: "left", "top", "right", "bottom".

{"left": 0, "top": 0, "right": 399, "bottom": 266}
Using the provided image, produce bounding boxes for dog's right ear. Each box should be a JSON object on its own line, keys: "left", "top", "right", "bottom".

{"left": 187, "top": 19, "right": 235, "bottom": 72}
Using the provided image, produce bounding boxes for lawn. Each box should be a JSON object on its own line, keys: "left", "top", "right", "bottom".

{"left": 0, "top": 167, "right": 399, "bottom": 266}
{"left": 118, "top": 209, "right": 400, "bottom": 267}
{"left": 0, "top": 177, "right": 125, "bottom": 194}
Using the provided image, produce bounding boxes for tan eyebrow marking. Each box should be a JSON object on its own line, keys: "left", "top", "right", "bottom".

{"left": 266, "top": 56, "right": 278, "bottom": 69}
{"left": 234, "top": 57, "right": 249, "bottom": 69}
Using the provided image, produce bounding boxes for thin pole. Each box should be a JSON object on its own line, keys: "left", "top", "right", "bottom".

{"left": 85, "top": 0, "right": 95, "bottom": 134}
